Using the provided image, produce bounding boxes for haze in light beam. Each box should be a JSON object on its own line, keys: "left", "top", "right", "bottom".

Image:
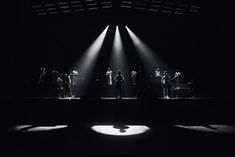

{"left": 110, "top": 26, "right": 129, "bottom": 74}
{"left": 73, "top": 26, "right": 109, "bottom": 78}
{"left": 125, "top": 26, "right": 169, "bottom": 71}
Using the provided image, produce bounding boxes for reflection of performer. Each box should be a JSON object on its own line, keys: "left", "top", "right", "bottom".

{"left": 161, "top": 71, "right": 171, "bottom": 99}
{"left": 131, "top": 70, "right": 137, "bottom": 85}
{"left": 114, "top": 70, "right": 124, "bottom": 99}
{"left": 106, "top": 68, "right": 113, "bottom": 85}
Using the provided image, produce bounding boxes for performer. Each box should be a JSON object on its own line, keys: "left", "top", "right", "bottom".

{"left": 70, "top": 69, "right": 78, "bottom": 86}
{"left": 174, "top": 69, "right": 182, "bottom": 86}
{"left": 38, "top": 67, "right": 46, "bottom": 85}
{"left": 131, "top": 69, "right": 137, "bottom": 85}
{"left": 51, "top": 70, "right": 59, "bottom": 86}
{"left": 161, "top": 71, "right": 171, "bottom": 99}
{"left": 114, "top": 70, "right": 124, "bottom": 99}
{"left": 106, "top": 68, "right": 113, "bottom": 85}
{"left": 155, "top": 68, "right": 161, "bottom": 78}
{"left": 63, "top": 74, "right": 72, "bottom": 98}
{"left": 154, "top": 68, "right": 162, "bottom": 97}
{"left": 38, "top": 67, "right": 46, "bottom": 96}
{"left": 56, "top": 73, "right": 64, "bottom": 98}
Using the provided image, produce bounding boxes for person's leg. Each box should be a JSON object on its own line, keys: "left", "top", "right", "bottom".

{"left": 58, "top": 89, "right": 62, "bottom": 98}
{"left": 166, "top": 87, "right": 170, "bottom": 98}
{"left": 163, "top": 87, "right": 166, "bottom": 98}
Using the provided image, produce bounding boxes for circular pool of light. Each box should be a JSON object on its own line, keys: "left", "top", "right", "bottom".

{"left": 91, "top": 125, "right": 150, "bottom": 136}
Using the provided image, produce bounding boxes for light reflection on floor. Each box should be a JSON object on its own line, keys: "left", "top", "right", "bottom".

{"left": 10, "top": 125, "right": 68, "bottom": 132}
{"left": 174, "top": 125, "right": 235, "bottom": 134}
{"left": 91, "top": 125, "right": 150, "bottom": 136}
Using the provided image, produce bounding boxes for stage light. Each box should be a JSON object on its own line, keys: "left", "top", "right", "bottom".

{"left": 125, "top": 26, "right": 169, "bottom": 72}
{"left": 91, "top": 125, "right": 150, "bottom": 136}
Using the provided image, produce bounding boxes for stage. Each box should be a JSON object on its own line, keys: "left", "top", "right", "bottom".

{"left": 3, "top": 0, "right": 231, "bottom": 155}
{"left": 2, "top": 97, "right": 235, "bottom": 156}
{"left": 2, "top": 97, "right": 233, "bottom": 125}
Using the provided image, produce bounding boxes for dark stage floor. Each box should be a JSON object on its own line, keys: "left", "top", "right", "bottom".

{"left": 1, "top": 97, "right": 235, "bottom": 156}
{"left": 2, "top": 97, "right": 233, "bottom": 124}
{"left": 3, "top": 124, "right": 235, "bottom": 156}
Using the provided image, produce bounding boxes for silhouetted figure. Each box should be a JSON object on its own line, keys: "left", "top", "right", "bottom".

{"left": 131, "top": 69, "right": 137, "bottom": 85}
{"left": 161, "top": 71, "right": 171, "bottom": 99}
{"left": 50, "top": 70, "right": 59, "bottom": 96}
{"left": 173, "top": 69, "right": 182, "bottom": 86}
{"left": 154, "top": 68, "right": 163, "bottom": 97}
{"left": 38, "top": 67, "right": 46, "bottom": 96}
{"left": 114, "top": 70, "right": 124, "bottom": 99}
{"left": 51, "top": 70, "right": 59, "bottom": 85}
{"left": 106, "top": 68, "right": 113, "bottom": 85}
{"left": 56, "top": 73, "right": 64, "bottom": 98}
{"left": 64, "top": 74, "right": 72, "bottom": 98}
{"left": 113, "top": 125, "right": 129, "bottom": 133}
{"left": 38, "top": 67, "right": 46, "bottom": 85}
{"left": 70, "top": 69, "right": 78, "bottom": 85}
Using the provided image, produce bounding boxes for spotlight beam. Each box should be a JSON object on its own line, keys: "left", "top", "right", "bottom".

{"left": 76, "top": 26, "right": 109, "bottom": 77}
{"left": 103, "top": 26, "right": 131, "bottom": 97}
{"left": 125, "top": 26, "right": 169, "bottom": 71}
{"left": 110, "top": 26, "right": 129, "bottom": 71}
{"left": 71, "top": 26, "right": 109, "bottom": 96}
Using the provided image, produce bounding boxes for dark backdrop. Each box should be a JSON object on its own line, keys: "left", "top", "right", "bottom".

{"left": 5, "top": 0, "right": 228, "bottom": 99}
